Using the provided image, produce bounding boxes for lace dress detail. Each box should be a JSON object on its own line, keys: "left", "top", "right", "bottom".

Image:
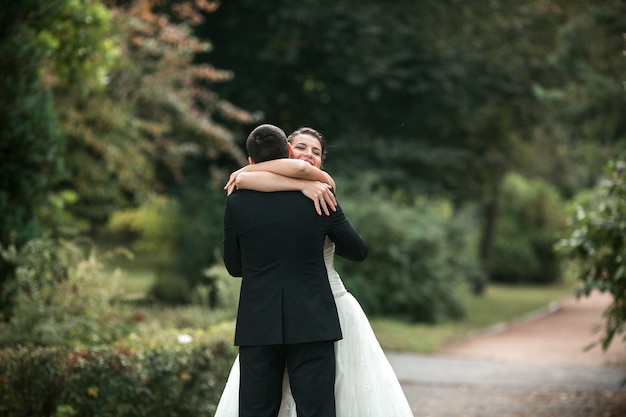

{"left": 214, "top": 237, "right": 414, "bottom": 417}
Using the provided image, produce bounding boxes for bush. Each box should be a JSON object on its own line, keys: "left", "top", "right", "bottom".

{"left": 106, "top": 195, "right": 179, "bottom": 267}
{"left": 490, "top": 173, "right": 567, "bottom": 285}
{"left": 0, "top": 238, "right": 134, "bottom": 348}
{"left": 149, "top": 270, "right": 192, "bottom": 304}
{"left": 0, "top": 346, "right": 67, "bottom": 417}
{"left": 107, "top": 190, "right": 232, "bottom": 306}
{"left": 171, "top": 187, "right": 227, "bottom": 305}
{"left": 0, "top": 325, "right": 237, "bottom": 417}
{"left": 202, "top": 263, "right": 241, "bottom": 312}
{"left": 335, "top": 187, "right": 481, "bottom": 323}
{"left": 556, "top": 159, "right": 626, "bottom": 349}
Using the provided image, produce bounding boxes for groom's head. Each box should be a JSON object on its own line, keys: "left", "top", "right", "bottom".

{"left": 246, "top": 124, "right": 293, "bottom": 164}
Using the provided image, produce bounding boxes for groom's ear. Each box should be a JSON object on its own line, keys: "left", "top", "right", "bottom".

{"left": 248, "top": 156, "right": 255, "bottom": 165}
{"left": 287, "top": 144, "right": 295, "bottom": 158}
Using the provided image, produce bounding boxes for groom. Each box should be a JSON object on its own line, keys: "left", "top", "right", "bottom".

{"left": 222, "top": 124, "right": 367, "bottom": 417}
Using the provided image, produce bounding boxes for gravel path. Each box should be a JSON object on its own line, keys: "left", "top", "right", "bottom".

{"left": 388, "top": 291, "right": 626, "bottom": 417}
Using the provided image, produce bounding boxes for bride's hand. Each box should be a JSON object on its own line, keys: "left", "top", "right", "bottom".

{"left": 224, "top": 168, "right": 246, "bottom": 195}
{"left": 301, "top": 182, "right": 337, "bottom": 216}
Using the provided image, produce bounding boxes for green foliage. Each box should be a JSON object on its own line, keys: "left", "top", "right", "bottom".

{"left": 37, "top": 0, "right": 119, "bottom": 91}
{"left": 170, "top": 186, "right": 229, "bottom": 304}
{"left": 150, "top": 271, "right": 192, "bottom": 305}
{"left": 0, "top": 327, "right": 237, "bottom": 417}
{"left": 490, "top": 173, "right": 567, "bottom": 284}
{"left": 56, "top": 1, "right": 255, "bottom": 301}
{"left": 203, "top": 263, "right": 241, "bottom": 313}
{"left": 107, "top": 195, "right": 190, "bottom": 303}
{"left": 533, "top": 0, "right": 626, "bottom": 195}
{"left": 335, "top": 183, "right": 481, "bottom": 323}
{"left": 556, "top": 159, "right": 626, "bottom": 349}
{"left": 0, "top": 0, "right": 119, "bottom": 311}
{"left": 107, "top": 190, "right": 235, "bottom": 305}
{"left": 55, "top": 92, "right": 157, "bottom": 227}
{"left": 0, "top": 347, "right": 67, "bottom": 417}
{"left": 0, "top": 0, "right": 120, "bottom": 234}
{"left": 371, "top": 279, "right": 575, "bottom": 353}
{"left": 203, "top": 0, "right": 564, "bottom": 199}
{"left": 202, "top": 1, "right": 579, "bottom": 303}
{"left": 107, "top": 195, "right": 180, "bottom": 264}
{"left": 0, "top": 238, "right": 133, "bottom": 348}
{"left": 0, "top": 2, "right": 62, "bottom": 294}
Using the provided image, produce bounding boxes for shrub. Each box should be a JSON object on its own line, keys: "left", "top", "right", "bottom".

{"left": 556, "top": 159, "right": 626, "bottom": 349}
{"left": 0, "top": 346, "right": 67, "bottom": 417}
{"left": 106, "top": 195, "right": 179, "bottom": 267}
{"left": 490, "top": 173, "right": 567, "bottom": 284}
{"left": 0, "top": 238, "right": 133, "bottom": 348}
{"left": 171, "top": 187, "right": 227, "bottom": 305}
{"left": 0, "top": 325, "right": 237, "bottom": 417}
{"left": 335, "top": 188, "right": 481, "bottom": 323}
{"left": 149, "top": 270, "right": 192, "bottom": 304}
{"left": 202, "top": 263, "right": 241, "bottom": 312}
{"left": 107, "top": 190, "right": 232, "bottom": 306}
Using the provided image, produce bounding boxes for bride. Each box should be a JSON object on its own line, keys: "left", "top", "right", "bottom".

{"left": 216, "top": 127, "right": 414, "bottom": 417}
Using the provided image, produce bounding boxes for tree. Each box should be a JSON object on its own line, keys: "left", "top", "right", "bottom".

{"left": 533, "top": 0, "right": 626, "bottom": 195}
{"left": 52, "top": 0, "right": 253, "bottom": 230}
{"left": 0, "top": 0, "right": 118, "bottom": 308}
{"left": 83, "top": 0, "right": 258, "bottom": 302}
{"left": 1, "top": 0, "right": 257, "bottom": 311}
{"left": 539, "top": 4, "right": 626, "bottom": 347}
{"left": 201, "top": 0, "right": 570, "bottom": 291}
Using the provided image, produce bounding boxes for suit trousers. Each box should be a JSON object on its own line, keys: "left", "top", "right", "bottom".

{"left": 239, "top": 341, "right": 336, "bottom": 417}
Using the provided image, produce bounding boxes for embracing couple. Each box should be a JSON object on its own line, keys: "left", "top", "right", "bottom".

{"left": 220, "top": 124, "right": 414, "bottom": 417}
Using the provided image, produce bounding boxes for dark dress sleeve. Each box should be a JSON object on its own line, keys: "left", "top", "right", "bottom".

{"left": 327, "top": 203, "right": 368, "bottom": 262}
{"left": 222, "top": 198, "right": 242, "bottom": 277}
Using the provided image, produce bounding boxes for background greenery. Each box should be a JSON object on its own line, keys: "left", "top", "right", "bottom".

{"left": 0, "top": 0, "right": 624, "bottom": 415}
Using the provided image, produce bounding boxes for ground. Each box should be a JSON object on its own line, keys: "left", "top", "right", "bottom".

{"left": 389, "top": 291, "right": 626, "bottom": 417}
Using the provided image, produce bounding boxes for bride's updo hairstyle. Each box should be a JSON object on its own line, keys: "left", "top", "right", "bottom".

{"left": 287, "top": 127, "right": 327, "bottom": 163}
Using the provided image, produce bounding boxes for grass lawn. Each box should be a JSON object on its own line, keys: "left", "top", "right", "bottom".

{"left": 371, "top": 281, "right": 576, "bottom": 353}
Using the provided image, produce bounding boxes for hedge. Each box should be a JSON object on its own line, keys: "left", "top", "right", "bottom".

{"left": 0, "top": 326, "right": 237, "bottom": 417}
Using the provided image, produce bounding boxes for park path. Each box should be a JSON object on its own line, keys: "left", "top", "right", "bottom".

{"left": 386, "top": 291, "right": 626, "bottom": 417}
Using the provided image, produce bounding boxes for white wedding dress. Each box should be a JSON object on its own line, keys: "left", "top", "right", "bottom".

{"left": 214, "top": 237, "right": 414, "bottom": 417}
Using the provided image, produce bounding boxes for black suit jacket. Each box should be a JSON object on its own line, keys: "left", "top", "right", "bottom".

{"left": 223, "top": 189, "right": 367, "bottom": 346}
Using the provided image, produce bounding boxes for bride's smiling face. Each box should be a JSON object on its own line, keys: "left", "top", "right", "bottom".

{"left": 289, "top": 134, "right": 323, "bottom": 168}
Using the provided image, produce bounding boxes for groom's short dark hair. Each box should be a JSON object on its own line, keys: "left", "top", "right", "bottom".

{"left": 246, "top": 124, "right": 289, "bottom": 163}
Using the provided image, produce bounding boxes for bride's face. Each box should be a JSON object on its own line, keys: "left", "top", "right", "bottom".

{"left": 289, "top": 134, "right": 323, "bottom": 168}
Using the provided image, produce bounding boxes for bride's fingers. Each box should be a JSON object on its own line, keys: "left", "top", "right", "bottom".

{"left": 313, "top": 198, "right": 323, "bottom": 216}
{"left": 319, "top": 197, "right": 330, "bottom": 216}
{"left": 224, "top": 171, "right": 240, "bottom": 190}
{"left": 303, "top": 182, "right": 335, "bottom": 215}
{"left": 323, "top": 190, "right": 337, "bottom": 212}
{"left": 224, "top": 178, "right": 235, "bottom": 191}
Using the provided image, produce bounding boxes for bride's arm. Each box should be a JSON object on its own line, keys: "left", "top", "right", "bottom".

{"left": 225, "top": 159, "right": 335, "bottom": 191}
{"left": 233, "top": 171, "right": 337, "bottom": 216}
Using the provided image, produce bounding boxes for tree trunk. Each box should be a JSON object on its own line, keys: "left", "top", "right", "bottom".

{"left": 475, "top": 184, "right": 501, "bottom": 295}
